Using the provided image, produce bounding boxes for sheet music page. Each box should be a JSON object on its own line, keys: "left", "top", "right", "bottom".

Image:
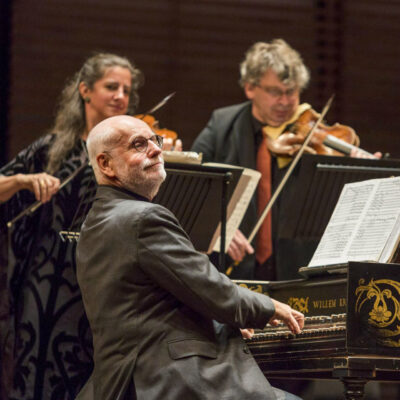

{"left": 377, "top": 179, "right": 400, "bottom": 262}
{"left": 205, "top": 164, "right": 260, "bottom": 254}
{"left": 308, "top": 176, "right": 400, "bottom": 267}
{"left": 163, "top": 151, "right": 202, "bottom": 164}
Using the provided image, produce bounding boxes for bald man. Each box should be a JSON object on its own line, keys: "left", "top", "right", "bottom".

{"left": 76, "top": 115, "right": 303, "bottom": 400}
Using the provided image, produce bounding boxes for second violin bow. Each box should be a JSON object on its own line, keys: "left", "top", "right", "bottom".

{"left": 248, "top": 95, "right": 335, "bottom": 243}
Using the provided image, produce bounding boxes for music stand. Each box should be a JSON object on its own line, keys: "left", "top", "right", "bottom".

{"left": 153, "top": 162, "right": 243, "bottom": 271}
{"left": 277, "top": 154, "right": 400, "bottom": 278}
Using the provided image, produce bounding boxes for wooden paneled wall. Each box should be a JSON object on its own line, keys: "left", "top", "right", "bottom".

{"left": 4, "top": 0, "right": 400, "bottom": 162}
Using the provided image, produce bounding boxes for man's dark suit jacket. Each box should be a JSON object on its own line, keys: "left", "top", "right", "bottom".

{"left": 76, "top": 185, "right": 281, "bottom": 400}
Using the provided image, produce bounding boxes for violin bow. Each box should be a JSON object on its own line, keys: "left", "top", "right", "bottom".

{"left": 6, "top": 93, "right": 177, "bottom": 229}
{"left": 247, "top": 95, "right": 335, "bottom": 243}
{"left": 226, "top": 95, "right": 335, "bottom": 275}
{"left": 142, "top": 92, "right": 176, "bottom": 116}
{"left": 6, "top": 162, "right": 88, "bottom": 228}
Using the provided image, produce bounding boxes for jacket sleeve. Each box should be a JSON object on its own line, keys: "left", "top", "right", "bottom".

{"left": 136, "top": 204, "right": 275, "bottom": 329}
{"left": 190, "top": 113, "right": 218, "bottom": 162}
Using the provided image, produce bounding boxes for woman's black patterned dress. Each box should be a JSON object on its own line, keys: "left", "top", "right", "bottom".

{"left": 0, "top": 134, "right": 95, "bottom": 400}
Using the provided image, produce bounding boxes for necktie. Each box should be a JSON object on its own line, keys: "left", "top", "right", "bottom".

{"left": 256, "top": 132, "right": 273, "bottom": 264}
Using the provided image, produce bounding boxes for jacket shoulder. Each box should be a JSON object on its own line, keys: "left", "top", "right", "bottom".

{"left": 212, "top": 101, "right": 251, "bottom": 119}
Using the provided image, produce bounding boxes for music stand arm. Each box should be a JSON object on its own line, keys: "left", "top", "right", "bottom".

{"left": 219, "top": 172, "right": 232, "bottom": 271}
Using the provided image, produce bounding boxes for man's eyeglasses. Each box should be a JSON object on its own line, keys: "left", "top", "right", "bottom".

{"left": 132, "top": 134, "right": 164, "bottom": 153}
{"left": 257, "top": 85, "right": 298, "bottom": 99}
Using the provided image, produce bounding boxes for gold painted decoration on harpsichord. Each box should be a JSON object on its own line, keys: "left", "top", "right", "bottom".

{"left": 237, "top": 283, "right": 265, "bottom": 295}
{"left": 287, "top": 297, "right": 309, "bottom": 314}
{"left": 355, "top": 278, "right": 400, "bottom": 348}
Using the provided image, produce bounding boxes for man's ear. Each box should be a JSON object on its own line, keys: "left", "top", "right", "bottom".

{"left": 244, "top": 82, "right": 256, "bottom": 100}
{"left": 96, "top": 153, "right": 116, "bottom": 178}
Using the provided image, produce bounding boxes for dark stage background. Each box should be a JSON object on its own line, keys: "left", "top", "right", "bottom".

{"left": 1, "top": 0, "right": 400, "bottom": 164}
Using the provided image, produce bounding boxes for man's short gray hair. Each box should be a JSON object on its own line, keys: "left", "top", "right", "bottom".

{"left": 239, "top": 39, "right": 310, "bottom": 90}
{"left": 86, "top": 123, "right": 123, "bottom": 181}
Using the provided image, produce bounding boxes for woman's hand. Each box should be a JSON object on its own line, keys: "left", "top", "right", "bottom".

{"left": 162, "top": 138, "right": 183, "bottom": 151}
{"left": 16, "top": 173, "right": 60, "bottom": 202}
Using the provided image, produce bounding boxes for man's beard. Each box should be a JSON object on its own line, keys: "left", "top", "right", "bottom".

{"left": 120, "top": 160, "right": 166, "bottom": 200}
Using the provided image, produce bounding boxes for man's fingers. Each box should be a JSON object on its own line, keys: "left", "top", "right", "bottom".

{"left": 269, "top": 318, "right": 280, "bottom": 326}
{"left": 228, "top": 230, "right": 254, "bottom": 261}
{"left": 240, "top": 328, "right": 254, "bottom": 339}
{"left": 227, "top": 241, "right": 243, "bottom": 262}
{"left": 294, "top": 311, "right": 305, "bottom": 330}
{"left": 303, "top": 145, "right": 317, "bottom": 155}
{"left": 174, "top": 139, "right": 183, "bottom": 152}
{"left": 288, "top": 310, "right": 304, "bottom": 333}
{"left": 288, "top": 315, "right": 301, "bottom": 334}
{"left": 232, "top": 230, "right": 254, "bottom": 255}
{"left": 162, "top": 138, "right": 174, "bottom": 151}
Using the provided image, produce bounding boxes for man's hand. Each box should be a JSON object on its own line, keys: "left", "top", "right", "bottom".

{"left": 227, "top": 229, "right": 254, "bottom": 262}
{"left": 240, "top": 328, "right": 254, "bottom": 339}
{"left": 269, "top": 299, "right": 304, "bottom": 335}
{"left": 17, "top": 172, "right": 60, "bottom": 202}
{"left": 267, "top": 133, "right": 316, "bottom": 156}
{"left": 350, "top": 148, "right": 382, "bottom": 159}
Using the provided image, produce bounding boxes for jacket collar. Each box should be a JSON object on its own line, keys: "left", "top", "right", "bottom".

{"left": 96, "top": 184, "right": 150, "bottom": 203}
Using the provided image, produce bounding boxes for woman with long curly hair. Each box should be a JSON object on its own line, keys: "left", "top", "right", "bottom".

{"left": 0, "top": 52, "right": 143, "bottom": 399}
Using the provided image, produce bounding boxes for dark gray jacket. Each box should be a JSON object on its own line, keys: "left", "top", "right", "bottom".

{"left": 76, "top": 185, "right": 279, "bottom": 400}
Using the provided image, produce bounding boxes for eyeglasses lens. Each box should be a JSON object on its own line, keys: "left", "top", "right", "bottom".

{"left": 133, "top": 135, "right": 163, "bottom": 152}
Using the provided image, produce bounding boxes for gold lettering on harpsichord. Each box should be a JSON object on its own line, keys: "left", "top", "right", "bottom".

{"left": 355, "top": 278, "right": 400, "bottom": 348}
{"left": 288, "top": 297, "right": 309, "bottom": 314}
{"left": 339, "top": 298, "right": 347, "bottom": 307}
{"left": 312, "top": 299, "right": 337, "bottom": 309}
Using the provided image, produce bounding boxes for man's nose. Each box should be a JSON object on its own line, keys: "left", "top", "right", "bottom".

{"left": 147, "top": 139, "right": 162, "bottom": 156}
{"left": 278, "top": 94, "right": 292, "bottom": 105}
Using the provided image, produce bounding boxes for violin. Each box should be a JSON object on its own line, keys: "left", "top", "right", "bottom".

{"left": 136, "top": 114, "right": 178, "bottom": 143}
{"left": 292, "top": 108, "right": 360, "bottom": 155}
{"left": 267, "top": 108, "right": 374, "bottom": 158}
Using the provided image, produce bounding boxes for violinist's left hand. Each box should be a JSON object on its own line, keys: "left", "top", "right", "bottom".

{"left": 173, "top": 139, "right": 183, "bottom": 152}
{"left": 350, "top": 148, "right": 382, "bottom": 159}
{"left": 162, "top": 137, "right": 183, "bottom": 151}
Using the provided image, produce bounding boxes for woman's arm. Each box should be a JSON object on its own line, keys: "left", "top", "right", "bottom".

{"left": 0, "top": 173, "right": 60, "bottom": 203}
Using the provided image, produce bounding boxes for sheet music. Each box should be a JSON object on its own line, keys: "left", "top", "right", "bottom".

{"left": 162, "top": 151, "right": 202, "bottom": 164}
{"left": 205, "top": 164, "right": 260, "bottom": 254}
{"left": 308, "top": 176, "right": 400, "bottom": 267}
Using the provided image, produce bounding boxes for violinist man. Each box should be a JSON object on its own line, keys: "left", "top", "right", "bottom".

{"left": 191, "top": 39, "right": 380, "bottom": 281}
